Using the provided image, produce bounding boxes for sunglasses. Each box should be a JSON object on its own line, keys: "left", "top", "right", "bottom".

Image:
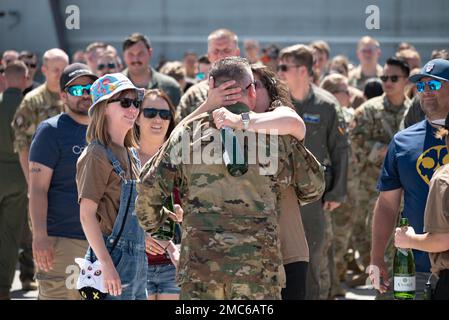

{"left": 25, "top": 63, "right": 37, "bottom": 69}
{"left": 108, "top": 97, "right": 141, "bottom": 109}
{"left": 380, "top": 75, "right": 405, "bottom": 83}
{"left": 142, "top": 108, "right": 172, "bottom": 120}
{"left": 97, "top": 63, "right": 117, "bottom": 70}
{"left": 66, "top": 84, "right": 92, "bottom": 96}
{"left": 416, "top": 79, "right": 443, "bottom": 93}
{"left": 277, "top": 64, "right": 300, "bottom": 72}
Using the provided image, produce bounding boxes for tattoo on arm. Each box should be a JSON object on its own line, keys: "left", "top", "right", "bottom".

{"left": 30, "top": 167, "right": 41, "bottom": 173}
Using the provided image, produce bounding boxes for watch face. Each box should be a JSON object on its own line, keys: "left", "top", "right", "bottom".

{"left": 242, "top": 113, "right": 250, "bottom": 121}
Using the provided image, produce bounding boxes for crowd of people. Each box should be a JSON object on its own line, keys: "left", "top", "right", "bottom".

{"left": 0, "top": 28, "right": 449, "bottom": 300}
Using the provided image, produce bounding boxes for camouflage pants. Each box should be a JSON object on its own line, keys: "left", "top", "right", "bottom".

{"left": 319, "top": 211, "right": 335, "bottom": 299}
{"left": 180, "top": 281, "right": 281, "bottom": 300}
{"left": 332, "top": 178, "right": 360, "bottom": 281}
{"left": 319, "top": 176, "right": 360, "bottom": 299}
{"left": 351, "top": 181, "right": 378, "bottom": 269}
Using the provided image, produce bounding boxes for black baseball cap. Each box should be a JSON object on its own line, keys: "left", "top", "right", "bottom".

{"left": 409, "top": 59, "right": 449, "bottom": 83}
{"left": 59, "top": 63, "right": 98, "bottom": 91}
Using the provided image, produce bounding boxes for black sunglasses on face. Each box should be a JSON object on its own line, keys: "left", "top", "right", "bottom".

{"left": 97, "top": 63, "right": 117, "bottom": 70}
{"left": 143, "top": 108, "right": 172, "bottom": 120}
{"left": 380, "top": 75, "right": 404, "bottom": 83}
{"left": 277, "top": 64, "right": 301, "bottom": 72}
{"left": 25, "top": 62, "right": 37, "bottom": 69}
{"left": 108, "top": 97, "right": 141, "bottom": 109}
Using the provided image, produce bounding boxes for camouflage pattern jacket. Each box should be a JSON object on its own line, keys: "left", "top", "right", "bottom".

{"left": 11, "top": 83, "right": 63, "bottom": 152}
{"left": 136, "top": 103, "right": 325, "bottom": 286}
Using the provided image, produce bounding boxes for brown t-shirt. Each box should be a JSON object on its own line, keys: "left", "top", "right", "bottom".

{"left": 76, "top": 142, "right": 140, "bottom": 236}
{"left": 424, "top": 164, "right": 449, "bottom": 276}
{"left": 279, "top": 186, "right": 309, "bottom": 264}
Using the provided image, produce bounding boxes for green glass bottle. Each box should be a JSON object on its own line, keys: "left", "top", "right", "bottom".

{"left": 151, "top": 194, "right": 176, "bottom": 241}
{"left": 221, "top": 126, "right": 248, "bottom": 177}
{"left": 393, "top": 217, "right": 416, "bottom": 300}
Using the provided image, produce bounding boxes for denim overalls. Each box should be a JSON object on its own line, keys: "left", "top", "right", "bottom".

{"left": 85, "top": 142, "right": 147, "bottom": 300}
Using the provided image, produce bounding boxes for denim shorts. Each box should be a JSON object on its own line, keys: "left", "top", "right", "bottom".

{"left": 147, "top": 263, "right": 180, "bottom": 295}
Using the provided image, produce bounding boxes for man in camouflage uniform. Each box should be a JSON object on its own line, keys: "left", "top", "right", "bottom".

{"left": 350, "top": 57, "right": 411, "bottom": 285}
{"left": 175, "top": 29, "right": 241, "bottom": 121}
{"left": 348, "top": 36, "right": 383, "bottom": 91}
{"left": 136, "top": 57, "right": 325, "bottom": 300}
{"left": 10, "top": 48, "right": 68, "bottom": 291}
{"left": 319, "top": 74, "right": 359, "bottom": 298}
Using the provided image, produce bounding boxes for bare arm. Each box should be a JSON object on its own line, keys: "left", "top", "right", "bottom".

{"left": 369, "top": 188, "right": 402, "bottom": 293}
{"left": 395, "top": 228, "right": 449, "bottom": 253}
{"left": 19, "top": 149, "right": 30, "bottom": 183}
{"left": 371, "top": 189, "right": 403, "bottom": 261}
{"left": 79, "top": 198, "right": 112, "bottom": 265}
{"left": 29, "top": 161, "right": 53, "bottom": 272}
{"left": 213, "top": 106, "right": 306, "bottom": 141}
{"left": 79, "top": 198, "right": 122, "bottom": 296}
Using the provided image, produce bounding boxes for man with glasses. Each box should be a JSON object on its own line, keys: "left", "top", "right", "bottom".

{"left": 28, "top": 63, "right": 97, "bottom": 299}
{"left": 176, "top": 29, "right": 241, "bottom": 121}
{"left": 95, "top": 52, "right": 121, "bottom": 77}
{"left": 349, "top": 36, "right": 383, "bottom": 91}
{"left": 350, "top": 57, "right": 412, "bottom": 286}
{"left": 278, "top": 44, "right": 349, "bottom": 299}
{"left": 19, "top": 51, "right": 41, "bottom": 95}
{"left": 369, "top": 59, "right": 449, "bottom": 299}
{"left": 11, "top": 48, "right": 69, "bottom": 292}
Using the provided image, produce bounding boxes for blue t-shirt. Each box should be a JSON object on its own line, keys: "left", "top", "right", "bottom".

{"left": 378, "top": 120, "right": 448, "bottom": 272}
{"left": 29, "top": 113, "right": 87, "bottom": 240}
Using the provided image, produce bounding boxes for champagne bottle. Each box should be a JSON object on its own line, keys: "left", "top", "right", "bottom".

{"left": 221, "top": 126, "right": 248, "bottom": 177}
{"left": 151, "top": 194, "right": 176, "bottom": 241}
{"left": 393, "top": 217, "right": 416, "bottom": 300}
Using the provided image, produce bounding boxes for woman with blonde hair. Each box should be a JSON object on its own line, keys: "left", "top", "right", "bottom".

{"left": 76, "top": 73, "right": 147, "bottom": 299}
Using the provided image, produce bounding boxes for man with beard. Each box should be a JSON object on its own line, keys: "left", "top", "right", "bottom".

{"left": 28, "top": 64, "right": 97, "bottom": 300}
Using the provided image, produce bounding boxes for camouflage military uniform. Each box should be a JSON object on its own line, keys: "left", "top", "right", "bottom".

{"left": 320, "top": 107, "right": 359, "bottom": 298}
{"left": 175, "top": 80, "right": 209, "bottom": 121}
{"left": 136, "top": 103, "right": 325, "bottom": 300}
{"left": 351, "top": 94, "right": 411, "bottom": 268}
{"left": 403, "top": 96, "right": 425, "bottom": 129}
{"left": 348, "top": 65, "right": 383, "bottom": 91}
{"left": 10, "top": 83, "right": 63, "bottom": 284}
{"left": 11, "top": 83, "right": 63, "bottom": 153}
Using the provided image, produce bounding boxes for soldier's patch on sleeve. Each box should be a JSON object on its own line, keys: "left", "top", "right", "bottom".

{"left": 15, "top": 115, "right": 24, "bottom": 127}
{"left": 303, "top": 113, "right": 320, "bottom": 124}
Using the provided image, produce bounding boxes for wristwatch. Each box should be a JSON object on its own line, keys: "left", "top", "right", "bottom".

{"left": 241, "top": 112, "right": 250, "bottom": 130}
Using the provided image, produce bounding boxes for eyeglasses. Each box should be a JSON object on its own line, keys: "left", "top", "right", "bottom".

{"left": 142, "top": 108, "right": 172, "bottom": 120}
{"left": 277, "top": 64, "right": 301, "bottom": 72}
{"left": 380, "top": 75, "right": 405, "bottom": 83}
{"left": 97, "top": 63, "right": 117, "bottom": 70}
{"left": 416, "top": 79, "right": 443, "bottom": 93}
{"left": 66, "top": 84, "right": 92, "bottom": 96}
{"left": 108, "top": 97, "right": 141, "bottom": 109}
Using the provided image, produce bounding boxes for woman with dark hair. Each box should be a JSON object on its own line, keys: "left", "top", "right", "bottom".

{"left": 182, "top": 64, "right": 318, "bottom": 300}
{"left": 136, "top": 89, "right": 182, "bottom": 300}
